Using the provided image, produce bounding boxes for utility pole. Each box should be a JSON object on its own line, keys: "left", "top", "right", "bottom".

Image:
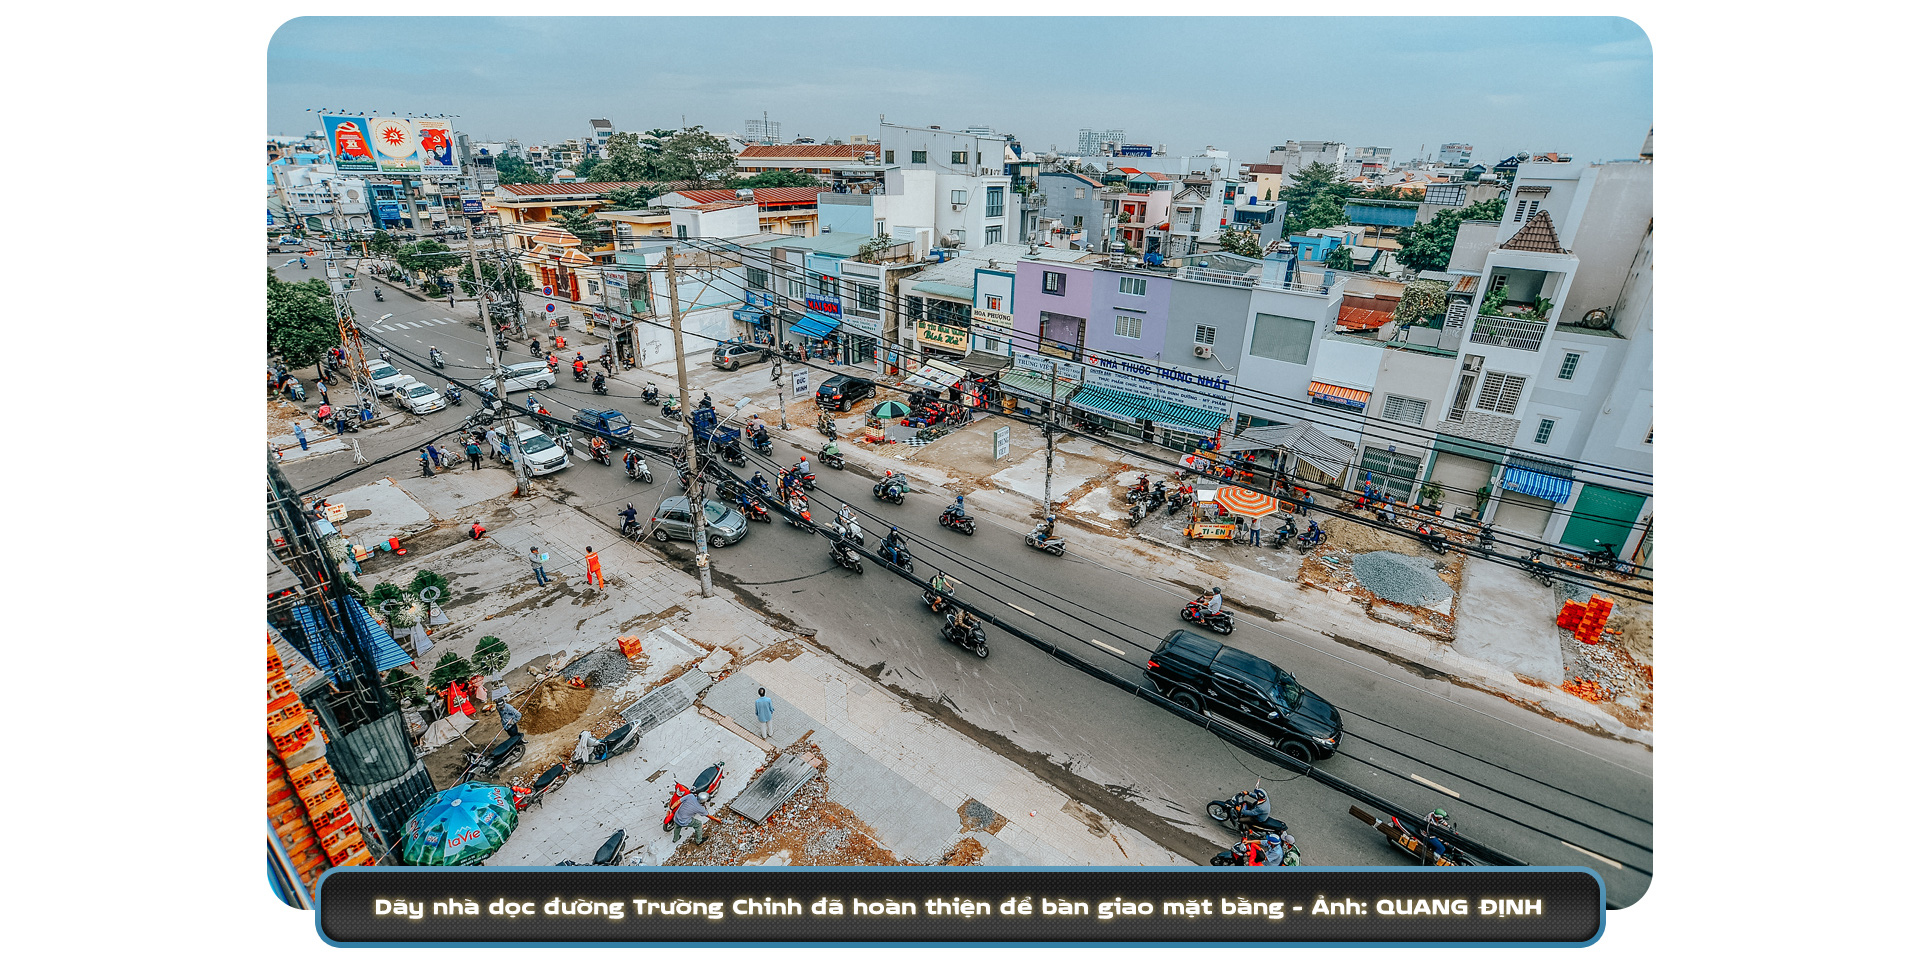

{"left": 467, "top": 214, "right": 530, "bottom": 495}
{"left": 1043, "top": 360, "right": 1059, "bottom": 518}
{"left": 664, "top": 248, "right": 715, "bottom": 598}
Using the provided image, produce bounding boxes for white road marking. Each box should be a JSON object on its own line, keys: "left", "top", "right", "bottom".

{"left": 1561, "top": 841, "right": 1624, "bottom": 869}
{"left": 1006, "top": 601, "right": 1036, "bottom": 617}
{"left": 1410, "top": 774, "right": 1461, "bottom": 798}
{"left": 1091, "top": 639, "right": 1125, "bottom": 656}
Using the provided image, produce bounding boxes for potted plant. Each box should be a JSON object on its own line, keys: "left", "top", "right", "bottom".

{"left": 1474, "top": 484, "right": 1493, "bottom": 521}
{"left": 471, "top": 636, "right": 510, "bottom": 676}
{"left": 1419, "top": 484, "right": 1445, "bottom": 513}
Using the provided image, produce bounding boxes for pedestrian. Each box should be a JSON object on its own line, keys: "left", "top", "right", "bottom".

{"left": 466, "top": 438, "right": 483, "bottom": 471}
{"left": 755, "top": 688, "right": 774, "bottom": 739}
{"left": 529, "top": 546, "right": 549, "bottom": 585}
{"left": 584, "top": 546, "right": 604, "bottom": 590}
{"left": 671, "top": 790, "right": 711, "bottom": 845}
{"left": 334, "top": 414, "right": 348, "bottom": 436}
{"left": 317, "top": 379, "right": 329, "bottom": 405}
{"left": 469, "top": 521, "right": 487, "bottom": 540}
{"left": 294, "top": 423, "right": 308, "bottom": 452}
{"left": 425, "top": 442, "right": 443, "bottom": 469}
{"left": 496, "top": 699, "right": 523, "bottom": 737}
{"left": 419, "top": 450, "right": 435, "bottom": 477}
{"left": 1249, "top": 518, "right": 1262, "bottom": 548}
{"left": 449, "top": 295, "right": 456, "bottom": 308}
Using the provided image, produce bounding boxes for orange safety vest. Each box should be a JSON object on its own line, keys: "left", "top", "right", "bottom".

{"left": 585, "top": 550, "right": 603, "bottom": 587}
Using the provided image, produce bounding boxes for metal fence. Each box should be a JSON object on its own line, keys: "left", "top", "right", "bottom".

{"left": 1468, "top": 313, "right": 1548, "bottom": 351}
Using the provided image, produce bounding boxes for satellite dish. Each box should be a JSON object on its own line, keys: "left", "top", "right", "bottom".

{"left": 1516, "top": 153, "right": 1532, "bottom": 162}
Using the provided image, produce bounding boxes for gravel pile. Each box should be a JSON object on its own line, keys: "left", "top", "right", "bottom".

{"left": 1351, "top": 550, "right": 1454, "bottom": 606}
{"left": 561, "top": 649, "right": 632, "bottom": 689}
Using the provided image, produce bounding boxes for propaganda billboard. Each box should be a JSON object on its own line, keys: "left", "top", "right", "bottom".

{"left": 416, "top": 119, "right": 457, "bottom": 175}
{"left": 368, "top": 117, "right": 422, "bottom": 174}
{"left": 321, "top": 116, "right": 378, "bottom": 173}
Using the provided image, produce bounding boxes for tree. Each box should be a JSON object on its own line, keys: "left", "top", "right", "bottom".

{"left": 267, "top": 270, "right": 337, "bottom": 371}
{"left": 656, "top": 126, "right": 736, "bottom": 186}
{"left": 1283, "top": 192, "right": 1349, "bottom": 237}
{"left": 552, "top": 207, "right": 607, "bottom": 246}
{"left": 1326, "top": 245, "right": 1355, "bottom": 271}
{"left": 604, "top": 185, "right": 655, "bottom": 209}
{"left": 395, "top": 240, "right": 464, "bottom": 278}
{"left": 1217, "top": 227, "right": 1263, "bottom": 258}
{"left": 1392, "top": 280, "right": 1449, "bottom": 329}
{"left": 855, "top": 233, "right": 898, "bottom": 263}
{"left": 573, "top": 155, "right": 601, "bottom": 181}
{"left": 494, "top": 154, "right": 543, "bottom": 185}
{"left": 1281, "top": 162, "right": 1348, "bottom": 208}
{"left": 1392, "top": 197, "right": 1505, "bottom": 273}
{"left": 728, "top": 170, "right": 821, "bottom": 189}
{"left": 594, "top": 132, "right": 657, "bottom": 183}
{"left": 367, "top": 230, "right": 399, "bottom": 257}
{"left": 458, "top": 255, "right": 533, "bottom": 298}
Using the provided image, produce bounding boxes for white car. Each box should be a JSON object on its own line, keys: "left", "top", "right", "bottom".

{"left": 486, "top": 422, "right": 571, "bottom": 476}
{"left": 499, "top": 362, "right": 555, "bottom": 393}
{"left": 367, "top": 360, "right": 408, "bottom": 397}
{"left": 399, "top": 381, "right": 447, "bottom": 414}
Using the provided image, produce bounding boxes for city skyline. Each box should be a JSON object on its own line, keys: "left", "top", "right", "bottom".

{"left": 268, "top": 16, "right": 1652, "bottom": 166}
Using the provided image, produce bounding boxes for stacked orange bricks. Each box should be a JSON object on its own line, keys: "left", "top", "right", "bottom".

{"left": 268, "top": 639, "right": 375, "bottom": 896}
{"left": 1554, "top": 597, "right": 1616, "bottom": 645}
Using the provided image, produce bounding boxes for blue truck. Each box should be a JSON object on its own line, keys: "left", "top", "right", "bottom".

{"left": 689, "top": 407, "right": 741, "bottom": 448}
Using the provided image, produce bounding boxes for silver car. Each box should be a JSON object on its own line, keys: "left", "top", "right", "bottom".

{"left": 398, "top": 381, "right": 447, "bottom": 414}
{"left": 649, "top": 496, "right": 748, "bottom": 547}
{"left": 499, "top": 362, "right": 555, "bottom": 393}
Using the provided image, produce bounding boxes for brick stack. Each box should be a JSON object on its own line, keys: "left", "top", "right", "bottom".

{"left": 1573, "top": 596, "right": 1614, "bottom": 645}
{"left": 268, "top": 640, "right": 375, "bottom": 900}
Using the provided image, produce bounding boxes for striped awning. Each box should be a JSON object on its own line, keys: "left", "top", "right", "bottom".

{"left": 789, "top": 311, "right": 838, "bottom": 339}
{"left": 1502, "top": 455, "right": 1575, "bottom": 504}
{"left": 1308, "top": 380, "right": 1371, "bottom": 409}
{"left": 1215, "top": 485, "right": 1280, "bottom": 518}
{"left": 999, "top": 368, "right": 1081, "bottom": 403}
{"left": 1069, "top": 385, "right": 1227, "bottom": 436}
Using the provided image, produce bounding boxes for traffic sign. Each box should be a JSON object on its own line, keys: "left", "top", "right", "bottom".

{"left": 993, "top": 425, "right": 1011, "bottom": 461}
{"left": 545, "top": 303, "right": 556, "bottom": 313}
{"left": 542, "top": 286, "right": 554, "bottom": 296}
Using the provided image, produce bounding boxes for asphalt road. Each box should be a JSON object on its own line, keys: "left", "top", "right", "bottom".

{"left": 272, "top": 249, "right": 1654, "bottom": 903}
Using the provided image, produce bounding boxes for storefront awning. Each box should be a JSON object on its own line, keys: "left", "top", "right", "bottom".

{"left": 732, "top": 309, "right": 764, "bottom": 325}
{"left": 1070, "top": 385, "right": 1228, "bottom": 436}
{"left": 999, "top": 368, "right": 1081, "bottom": 404}
{"left": 1308, "top": 380, "right": 1371, "bottom": 409}
{"left": 1502, "top": 455, "right": 1575, "bottom": 504}
{"left": 789, "top": 311, "right": 838, "bottom": 339}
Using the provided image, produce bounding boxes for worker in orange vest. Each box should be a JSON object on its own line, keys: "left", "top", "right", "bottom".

{"left": 584, "top": 546, "right": 604, "bottom": 589}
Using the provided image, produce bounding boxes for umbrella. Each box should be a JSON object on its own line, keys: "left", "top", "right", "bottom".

{"left": 1215, "top": 485, "right": 1280, "bottom": 519}
{"left": 868, "top": 400, "right": 911, "bottom": 420}
{"left": 400, "top": 783, "right": 519, "bottom": 866}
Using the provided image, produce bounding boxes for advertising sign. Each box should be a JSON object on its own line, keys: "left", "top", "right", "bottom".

{"left": 462, "top": 195, "right": 484, "bottom": 215}
{"left": 1081, "top": 351, "right": 1235, "bottom": 415}
{"left": 793, "top": 368, "right": 810, "bottom": 397}
{"left": 804, "top": 294, "right": 841, "bottom": 317}
{"left": 971, "top": 308, "right": 1014, "bottom": 332}
{"left": 321, "top": 116, "right": 378, "bottom": 173}
{"left": 1119, "top": 145, "right": 1154, "bottom": 157}
{"left": 1012, "top": 351, "right": 1086, "bottom": 382}
{"left": 416, "top": 119, "right": 457, "bottom": 175}
{"left": 375, "top": 201, "right": 402, "bottom": 221}
{"left": 992, "top": 425, "right": 1011, "bottom": 460}
{"left": 368, "top": 117, "right": 422, "bottom": 174}
{"left": 916, "top": 318, "right": 971, "bottom": 353}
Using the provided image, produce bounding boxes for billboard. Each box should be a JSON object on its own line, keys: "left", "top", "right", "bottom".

{"left": 375, "top": 200, "right": 402, "bottom": 221}
{"left": 462, "top": 195, "right": 484, "bottom": 215}
{"left": 368, "top": 117, "right": 422, "bottom": 174}
{"left": 1118, "top": 145, "right": 1154, "bottom": 157}
{"left": 416, "top": 119, "right": 457, "bottom": 175}
{"left": 971, "top": 308, "right": 1014, "bottom": 332}
{"left": 322, "top": 116, "right": 378, "bottom": 173}
{"left": 917, "top": 318, "right": 971, "bottom": 353}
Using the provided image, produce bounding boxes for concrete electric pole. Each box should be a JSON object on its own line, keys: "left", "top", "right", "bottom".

{"left": 664, "top": 248, "right": 715, "bottom": 598}
{"left": 465, "top": 215, "right": 531, "bottom": 495}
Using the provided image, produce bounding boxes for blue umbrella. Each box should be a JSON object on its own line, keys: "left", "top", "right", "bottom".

{"left": 401, "top": 783, "right": 519, "bottom": 866}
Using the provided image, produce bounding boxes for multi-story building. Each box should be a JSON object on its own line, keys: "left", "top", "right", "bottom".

{"left": 1268, "top": 140, "right": 1349, "bottom": 177}
{"left": 878, "top": 122, "right": 1014, "bottom": 249}
{"left": 1346, "top": 146, "right": 1393, "bottom": 179}
{"left": 733, "top": 143, "right": 885, "bottom": 182}
{"left": 1077, "top": 128, "right": 1126, "bottom": 156}
{"left": 1439, "top": 142, "right": 1473, "bottom": 167}
{"left": 650, "top": 187, "right": 827, "bottom": 237}
{"left": 1095, "top": 170, "right": 1173, "bottom": 256}
{"left": 587, "top": 119, "right": 614, "bottom": 159}
{"left": 1033, "top": 171, "right": 1106, "bottom": 251}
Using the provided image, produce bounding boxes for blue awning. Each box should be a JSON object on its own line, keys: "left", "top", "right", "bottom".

{"left": 1502, "top": 457, "right": 1574, "bottom": 504}
{"left": 790, "top": 312, "right": 838, "bottom": 340}
{"left": 1069, "top": 385, "right": 1227, "bottom": 436}
{"left": 340, "top": 597, "right": 416, "bottom": 672}
{"left": 732, "top": 309, "right": 764, "bottom": 325}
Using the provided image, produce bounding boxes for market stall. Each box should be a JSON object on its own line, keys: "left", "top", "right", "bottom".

{"left": 1183, "top": 488, "right": 1238, "bottom": 540}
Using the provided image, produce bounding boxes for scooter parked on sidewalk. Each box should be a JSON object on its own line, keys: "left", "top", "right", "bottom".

{"left": 1125, "top": 474, "right": 1151, "bottom": 504}
{"left": 1146, "top": 480, "right": 1168, "bottom": 513}
{"left": 556, "top": 828, "right": 635, "bottom": 866}
{"left": 1525, "top": 549, "right": 1557, "bottom": 587}
{"left": 1295, "top": 521, "right": 1326, "bottom": 552}
{"left": 1126, "top": 500, "right": 1147, "bottom": 527}
{"left": 512, "top": 763, "right": 570, "bottom": 812}
{"left": 1417, "top": 522, "right": 1450, "bottom": 554}
{"left": 456, "top": 732, "right": 526, "bottom": 783}
{"left": 573, "top": 723, "right": 641, "bottom": 769}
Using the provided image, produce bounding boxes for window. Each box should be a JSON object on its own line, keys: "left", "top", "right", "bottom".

{"left": 1359, "top": 446, "right": 1420, "bottom": 501}
{"left": 675, "top": 225, "right": 688, "bottom": 239}
{"left": 1558, "top": 351, "right": 1582, "bottom": 380}
{"left": 1248, "top": 313, "right": 1313, "bottom": 365}
{"left": 1534, "top": 418, "right": 1556, "bottom": 444}
{"left": 884, "top": 150, "right": 895, "bottom": 164}
{"left": 1119, "top": 276, "right": 1147, "bottom": 296}
{"left": 786, "top": 278, "right": 803, "bottom": 299}
{"left": 746, "top": 267, "right": 769, "bottom": 290}
{"left": 905, "top": 295, "right": 923, "bottom": 319}
{"left": 1074, "top": 188, "right": 1086, "bottom": 199}
{"left": 986, "top": 187, "right": 1004, "bottom": 218}
{"left": 1193, "top": 323, "right": 1217, "bottom": 346}
{"left": 856, "top": 283, "right": 879, "bottom": 312}
{"left": 911, "top": 150, "right": 927, "bottom": 164}
{"left": 1514, "top": 200, "right": 1540, "bottom": 224}
{"left": 1043, "top": 271, "right": 1066, "bottom": 295}
{"left": 1490, "top": 274, "right": 1508, "bottom": 292}
{"left": 948, "top": 229, "right": 966, "bottom": 245}
{"left": 952, "top": 151, "right": 968, "bottom": 165}
{"left": 1644, "top": 426, "right": 1653, "bottom": 445}
{"left": 1115, "top": 315, "right": 1143, "bottom": 339}
{"left": 951, "top": 189, "right": 968, "bottom": 206}
{"left": 1072, "top": 215, "right": 1084, "bottom": 228}
{"left": 1475, "top": 371, "right": 1527, "bottom": 414}
{"left": 985, "top": 225, "right": 1002, "bottom": 245}
{"left": 1382, "top": 394, "right": 1428, "bottom": 425}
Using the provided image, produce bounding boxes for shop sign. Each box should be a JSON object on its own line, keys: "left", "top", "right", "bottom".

{"left": 805, "top": 294, "right": 840, "bottom": 317}
{"left": 917, "top": 318, "right": 971, "bottom": 353}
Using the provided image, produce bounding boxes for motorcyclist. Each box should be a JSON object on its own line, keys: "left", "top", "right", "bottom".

{"left": 530, "top": 338, "right": 541, "bottom": 357}
{"left": 946, "top": 494, "right": 966, "bottom": 519}
{"left": 373, "top": 285, "right": 383, "bottom": 301}
{"left": 643, "top": 381, "right": 659, "bottom": 401}
{"left": 547, "top": 352, "right": 559, "bottom": 371}
{"left": 1032, "top": 514, "right": 1058, "bottom": 542}
{"left": 590, "top": 436, "right": 607, "bottom": 460}
{"left": 1202, "top": 586, "right": 1225, "bottom": 621}
{"left": 619, "top": 504, "right": 639, "bottom": 535}
{"left": 1267, "top": 832, "right": 1300, "bottom": 867}
{"left": 623, "top": 449, "right": 639, "bottom": 476}
{"left": 1233, "top": 787, "right": 1271, "bottom": 832}
{"left": 525, "top": 393, "right": 540, "bottom": 410}
{"left": 794, "top": 456, "right": 811, "bottom": 478}
{"left": 751, "top": 472, "right": 770, "bottom": 495}
{"left": 429, "top": 346, "right": 444, "bottom": 367}
{"left": 592, "top": 372, "right": 607, "bottom": 393}
{"left": 663, "top": 394, "right": 680, "bottom": 412}
{"left": 698, "top": 392, "right": 714, "bottom": 411}
{"left": 445, "top": 383, "right": 462, "bottom": 405}
{"left": 927, "top": 569, "right": 955, "bottom": 613}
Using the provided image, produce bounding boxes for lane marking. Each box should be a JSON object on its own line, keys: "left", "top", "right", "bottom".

{"left": 1091, "top": 639, "right": 1125, "bottom": 656}
{"left": 1561, "top": 841, "right": 1624, "bottom": 869}
{"left": 1005, "top": 601, "right": 1036, "bottom": 617}
{"left": 1410, "top": 774, "right": 1461, "bottom": 798}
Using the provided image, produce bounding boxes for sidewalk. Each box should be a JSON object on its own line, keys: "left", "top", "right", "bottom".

{"left": 334, "top": 463, "right": 1185, "bottom": 866}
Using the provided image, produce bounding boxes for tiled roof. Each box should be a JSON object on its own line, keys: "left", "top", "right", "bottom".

{"left": 1516, "top": 185, "right": 1553, "bottom": 194}
{"left": 1241, "top": 163, "right": 1286, "bottom": 174}
{"left": 750, "top": 186, "right": 828, "bottom": 204}
{"left": 496, "top": 181, "right": 658, "bottom": 197}
{"left": 1337, "top": 307, "right": 1395, "bottom": 331}
{"left": 738, "top": 144, "right": 862, "bottom": 159}
{"left": 684, "top": 200, "right": 753, "bottom": 212}
{"left": 665, "top": 188, "right": 741, "bottom": 204}
{"left": 1502, "top": 210, "right": 1568, "bottom": 254}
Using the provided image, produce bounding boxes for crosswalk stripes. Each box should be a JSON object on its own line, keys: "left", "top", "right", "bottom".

{"left": 642, "top": 418, "right": 676, "bottom": 431}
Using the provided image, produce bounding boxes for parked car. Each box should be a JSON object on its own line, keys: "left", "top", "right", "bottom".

{"left": 815, "top": 375, "right": 877, "bottom": 412}
{"left": 398, "top": 382, "right": 447, "bottom": 414}
{"left": 486, "top": 422, "right": 571, "bottom": 476}
{"left": 367, "top": 360, "right": 408, "bottom": 397}
{"left": 648, "top": 496, "right": 748, "bottom": 547}
{"left": 1145, "top": 630, "right": 1343, "bottom": 763}
{"left": 571, "top": 408, "right": 632, "bottom": 438}
{"left": 499, "top": 362, "right": 555, "bottom": 393}
{"left": 712, "top": 342, "right": 770, "bottom": 371}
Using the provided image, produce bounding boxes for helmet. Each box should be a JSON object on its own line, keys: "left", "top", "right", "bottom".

{"left": 1251, "top": 788, "right": 1267, "bottom": 801}
{"left": 1232, "top": 842, "right": 1248, "bottom": 855}
{"left": 1431, "top": 808, "right": 1449, "bottom": 821}
{"left": 956, "top": 495, "right": 965, "bottom": 503}
{"left": 1046, "top": 515, "right": 1056, "bottom": 523}
{"left": 1212, "top": 586, "right": 1222, "bottom": 594}
{"left": 1265, "top": 833, "right": 1281, "bottom": 847}
{"left": 800, "top": 456, "right": 807, "bottom": 462}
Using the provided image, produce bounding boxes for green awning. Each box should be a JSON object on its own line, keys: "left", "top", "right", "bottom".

{"left": 1432, "top": 433, "right": 1507, "bottom": 465}
{"left": 999, "top": 368, "right": 1080, "bottom": 403}
{"left": 1070, "top": 385, "right": 1227, "bottom": 436}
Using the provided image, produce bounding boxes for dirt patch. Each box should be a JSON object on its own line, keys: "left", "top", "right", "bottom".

{"left": 1299, "top": 544, "right": 1463, "bottom": 641}
{"left": 519, "top": 680, "right": 595, "bottom": 734}
{"left": 1061, "top": 799, "right": 1111, "bottom": 837}
{"left": 956, "top": 798, "right": 1007, "bottom": 835}
{"left": 664, "top": 778, "right": 907, "bottom": 866}
{"left": 1554, "top": 581, "right": 1654, "bottom": 724}
{"left": 940, "top": 837, "right": 988, "bottom": 866}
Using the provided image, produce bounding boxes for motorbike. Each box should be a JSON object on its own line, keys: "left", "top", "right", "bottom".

{"left": 940, "top": 611, "right": 990, "bottom": 658}
{"left": 1181, "top": 597, "right": 1235, "bottom": 635}
{"left": 718, "top": 442, "right": 746, "bottom": 467}
{"left": 511, "top": 763, "right": 570, "bottom": 812}
{"left": 874, "top": 474, "right": 909, "bottom": 505}
{"left": 456, "top": 732, "right": 526, "bottom": 783}
{"left": 1295, "top": 525, "right": 1327, "bottom": 552}
{"left": 623, "top": 453, "right": 654, "bottom": 483}
{"left": 373, "top": 287, "right": 384, "bottom": 302}
{"left": 592, "top": 374, "right": 607, "bottom": 394}
{"left": 835, "top": 517, "right": 865, "bottom": 546}
{"left": 1146, "top": 481, "right": 1168, "bottom": 513}
{"left": 829, "top": 538, "right": 864, "bottom": 573}
{"left": 1124, "top": 476, "right": 1151, "bottom": 504}
{"left": 1126, "top": 501, "right": 1147, "bottom": 527}
{"left": 430, "top": 349, "right": 446, "bottom": 369}
{"left": 556, "top": 828, "right": 633, "bottom": 867}
{"left": 1271, "top": 515, "right": 1297, "bottom": 548}
{"left": 589, "top": 442, "right": 613, "bottom": 466}
{"left": 1349, "top": 805, "right": 1474, "bottom": 867}
{"left": 937, "top": 506, "right": 975, "bottom": 536}
{"left": 445, "top": 385, "right": 463, "bottom": 406}
{"left": 660, "top": 762, "right": 727, "bottom": 831}
{"left": 782, "top": 343, "right": 803, "bottom": 363}
{"left": 574, "top": 723, "right": 641, "bottom": 769}
{"left": 641, "top": 385, "right": 661, "bottom": 406}
{"left": 816, "top": 414, "right": 837, "bottom": 438}
{"left": 1024, "top": 528, "right": 1066, "bottom": 557}
{"left": 1525, "top": 550, "right": 1556, "bottom": 587}
{"left": 1207, "top": 792, "right": 1291, "bottom": 836}
{"left": 572, "top": 365, "right": 589, "bottom": 384}
{"left": 876, "top": 537, "right": 913, "bottom": 572}
{"left": 749, "top": 433, "right": 774, "bottom": 457}
{"left": 1417, "top": 524, "right": 1450, "bottom": 554}
{"left": 819, "top": 443, "right": 846, "bottom": 470}
{"left": 621, "top": 519, "right": 645, "bottom": 542}
{"left": 662, "top": 399, "right": 682, "bottom": 419}
{"left": 1476, "top": 525, "right": 1496, "bottom": 557}
{"left": 1167, "top": 488, "right": 1192, "bottom": 516}
{"left": 921, "top": 586, "right": 953, "bottom": 616}
{"left": 1582, "top": 542, "right": 1619, "bottom": 574}
{"left": 784, "top": 495, "right": 814, "bottom": 529}
{"left": 737, "top": 493, "right": 772, "bottom": 523}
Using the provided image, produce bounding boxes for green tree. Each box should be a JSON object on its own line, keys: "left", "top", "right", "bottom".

{"left": 395, "top": 240, "right": 464, "bottom": 278}
{"left": 1217, "top": 227, "right": 1263, "bottom": 257}
{"left": 1326, "top": 245, "right": 1355, "bottom": 271}
{"left": 552, "top": 207, "right": 607, "bottom": 246}
{"left": 657, "top": 126, "right": 737, "bottom": 185}
{"left": 573, "top": 155, "right": 601, "bottom": 181}
{"left": 367, "top": 230, "right": 399, "bottom": 257}
{"left": 1392, "top": 280, "right": 1449, "bottom": 328}
{"left": 494, "top": 154, "right": 544, "bottom": 184}
{"left": 1281, "top": 162, "right": 1348, "bottom": 208}
{"left": 1393, "top": 197, "right": 1505, "bottom": 273}
{"left": 266, "top": 271, "right": 337, "bottom": 371}
{"left": 1283, "top": 192, "right": 1350, "bottom": 237}
{"left": 855, "top": 233, "right": 898, "bottom": 263}
{"left": 728, "top": 170, "right": 821, "bottom": 189}
{"left": 594, "top": 132, "right": 659, "bottom": 182}
{"left": 604, "top": 185, "right": 656, "bottom": 209}
{"left": 458, "top": 256, "right": 533, "bottom": 298}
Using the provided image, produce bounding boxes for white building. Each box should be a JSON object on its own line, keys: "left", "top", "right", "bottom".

{"left": 1268, "top": 140, "right": 1349, "bottom": 178}
{"left": 878, "top": 122, "right": 1014, "bottom": 249}
{"left": 1439, "top": 142, "right": 1473, "bottom": 167}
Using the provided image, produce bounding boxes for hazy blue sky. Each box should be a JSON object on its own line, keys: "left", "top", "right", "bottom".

{"left": 269, "top": 16, "right": 1651, "bottom": 165}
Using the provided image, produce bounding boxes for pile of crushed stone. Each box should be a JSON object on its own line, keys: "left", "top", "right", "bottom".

{"left": 561, "top": 648, "right": 632, "bottom": 689}
{"left": 1350, "top": 550, "right": 1454, "bottom": 607}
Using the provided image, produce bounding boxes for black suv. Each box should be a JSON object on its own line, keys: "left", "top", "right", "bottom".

{"left": 815, "top": 375, "right": 877, "bottom": 412}
{"left": 712, "top": 342, "right": 770, "bottom": 371}
{"left": 1145, "top": 630, "right": 1343, "bottom": 762}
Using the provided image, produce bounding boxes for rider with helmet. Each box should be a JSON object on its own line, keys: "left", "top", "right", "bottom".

{"left": 1203, "top": 585, "right": 1224, "bottom": 619}
{"left": 619, "top": 504, "right": 639, "bottom": 535}
{"left": 1234, "top": 787, "right": 1271, "bottom": 832}
{"left": 948, "top": 494, "right": 967, "bottom": 518}
{"left": 1032, "top": 513, "right": 1058, "bottom": 541}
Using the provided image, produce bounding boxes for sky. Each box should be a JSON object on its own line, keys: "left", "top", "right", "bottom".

{"left": 268, "top": 16, "right": 1651, "bottom": 166}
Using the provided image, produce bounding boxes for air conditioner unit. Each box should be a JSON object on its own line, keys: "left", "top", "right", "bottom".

{"left": 1194, "top": 344, "right": 1213, "bottom": 358}
{"left": 951, "top": 203, "right": 965, "bottom": 211}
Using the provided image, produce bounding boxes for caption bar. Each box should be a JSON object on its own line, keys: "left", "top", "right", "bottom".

{"left": 318, "top": 868, "right": 1601, "bottom": 945}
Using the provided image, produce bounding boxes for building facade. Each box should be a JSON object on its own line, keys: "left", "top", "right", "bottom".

{"left": 878, "top": 122, "right": 1014, "bottom": 250}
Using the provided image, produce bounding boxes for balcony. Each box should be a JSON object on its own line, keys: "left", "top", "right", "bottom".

{"left": 1175, "top": 266, "right": 1333, "bottom": 296}
{"left": 1467, "top": 313, "right": 1548, "bottom": 351}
